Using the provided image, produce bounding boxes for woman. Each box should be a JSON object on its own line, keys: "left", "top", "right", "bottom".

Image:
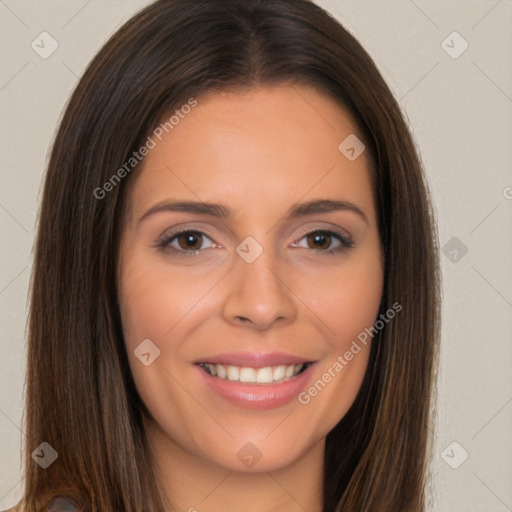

{"left": 9, "top": 0, "right": 441, "bottom": 510}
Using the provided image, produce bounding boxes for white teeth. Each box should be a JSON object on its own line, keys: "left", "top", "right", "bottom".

{"left": 239, "top": 367, "right": 257, "bottom": 383}
{"left": 285, "top": 365, "right": 295, "bottom": 378}
{"left": 216, "top": 364, "right": 226, "bottom": 379}
{"left": 256, "top": 367, "right": 274, "bottom": 383}
{"left": 227, "top": 365, "right": 239, "bottom": 380}
{"left": 273, "top": 365, "right": 285, "bottom": 381}
{"left": 201, "top": 362, "right": 308, "bottom": 383}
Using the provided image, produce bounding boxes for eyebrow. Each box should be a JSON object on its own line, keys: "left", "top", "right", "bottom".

{"left": 137, "top": 198, "right": 368, "bottom": 225}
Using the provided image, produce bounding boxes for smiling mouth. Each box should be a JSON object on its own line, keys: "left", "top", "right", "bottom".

{"left": 197, "top": 362, "right": 313, "bottom": 384}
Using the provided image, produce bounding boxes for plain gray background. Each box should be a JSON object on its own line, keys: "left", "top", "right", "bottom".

{"left": 1, "top": 1, "right": 511, "bottom": 510}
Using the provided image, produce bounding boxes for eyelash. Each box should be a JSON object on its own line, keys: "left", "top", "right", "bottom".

{"left": 154, "top": 229, "right": 354, "bottom": 258}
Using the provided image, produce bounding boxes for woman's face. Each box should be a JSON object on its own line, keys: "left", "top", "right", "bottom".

{"left": 117, "top": 84, "right": 383, "bottom": 472}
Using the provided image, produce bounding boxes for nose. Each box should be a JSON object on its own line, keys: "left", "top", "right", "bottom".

{"left": 221, "top": 243, "right": 297, "bottom": 331}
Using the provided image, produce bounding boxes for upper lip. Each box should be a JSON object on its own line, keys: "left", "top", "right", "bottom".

{"left": 194, "top": 351, "right": 315, "bottom": 368}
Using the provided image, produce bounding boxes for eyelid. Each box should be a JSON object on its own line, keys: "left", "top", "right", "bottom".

{"left": 292, "top": 228, "right": 353, "bottom": 251}
{"left": 155, "top": 223, "right": 219, "bottom": 243}
{"left": 154, "top": 227, "right": 219, "bottom": 255}
{"left": 292, "top": 222, "right": 354, "bottom": 250}
{"left": 154, "top": 225, "right": 353, "bottom": 257}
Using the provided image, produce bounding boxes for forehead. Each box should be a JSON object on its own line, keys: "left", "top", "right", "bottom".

{"left": 124, "top": 84, "right": 374, "bottom": 224}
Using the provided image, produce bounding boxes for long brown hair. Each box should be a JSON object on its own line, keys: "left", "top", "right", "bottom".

{"left": 19, "top": 0, "right": 440, "bottom": 510}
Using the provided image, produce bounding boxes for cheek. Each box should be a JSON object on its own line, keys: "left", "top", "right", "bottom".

{"left": 295, "top": 249, "right": 383, "bottom": 428}
{"left": 305, "top": 250, "right": 383, "bottom": 345}
{"left": 117, "top": 252, "right": 224, "bottom": 414}
{"left": 117, "top": 255, "right": 207, "bottom": 424}
{"left": 332, "top": 266, "right": 382, "bottom": 341}
{"left": 118, "top": 253, "right": 213, "bottom": 349}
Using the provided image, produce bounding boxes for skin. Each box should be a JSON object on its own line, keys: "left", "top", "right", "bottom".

{"left": 117, "top": 84, "right": 384, "bottom": 512}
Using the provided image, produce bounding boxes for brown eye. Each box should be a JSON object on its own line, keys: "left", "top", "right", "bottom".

{"left": 306, "top": 231, "right": 332, "bottom": 250}
{"left": 293, "top": 229, "right": 353, "bottom": 254}
{"left": 155, "top": 229, "right": 215, "bottom": 257}
{"left": 176, "top": 231, "right": 204, "bottom": 250}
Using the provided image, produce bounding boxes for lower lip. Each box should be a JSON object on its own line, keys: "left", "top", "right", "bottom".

{"left": 195, "top": 363, "right": 316, "bottom": 410}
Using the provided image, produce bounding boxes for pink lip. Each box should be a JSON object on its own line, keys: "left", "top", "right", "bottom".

{"left": 194, "top": 351, "right": 314, "bottom": 368}
{"left": 194, "top": 362, "right": 316, "bottom": 410}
